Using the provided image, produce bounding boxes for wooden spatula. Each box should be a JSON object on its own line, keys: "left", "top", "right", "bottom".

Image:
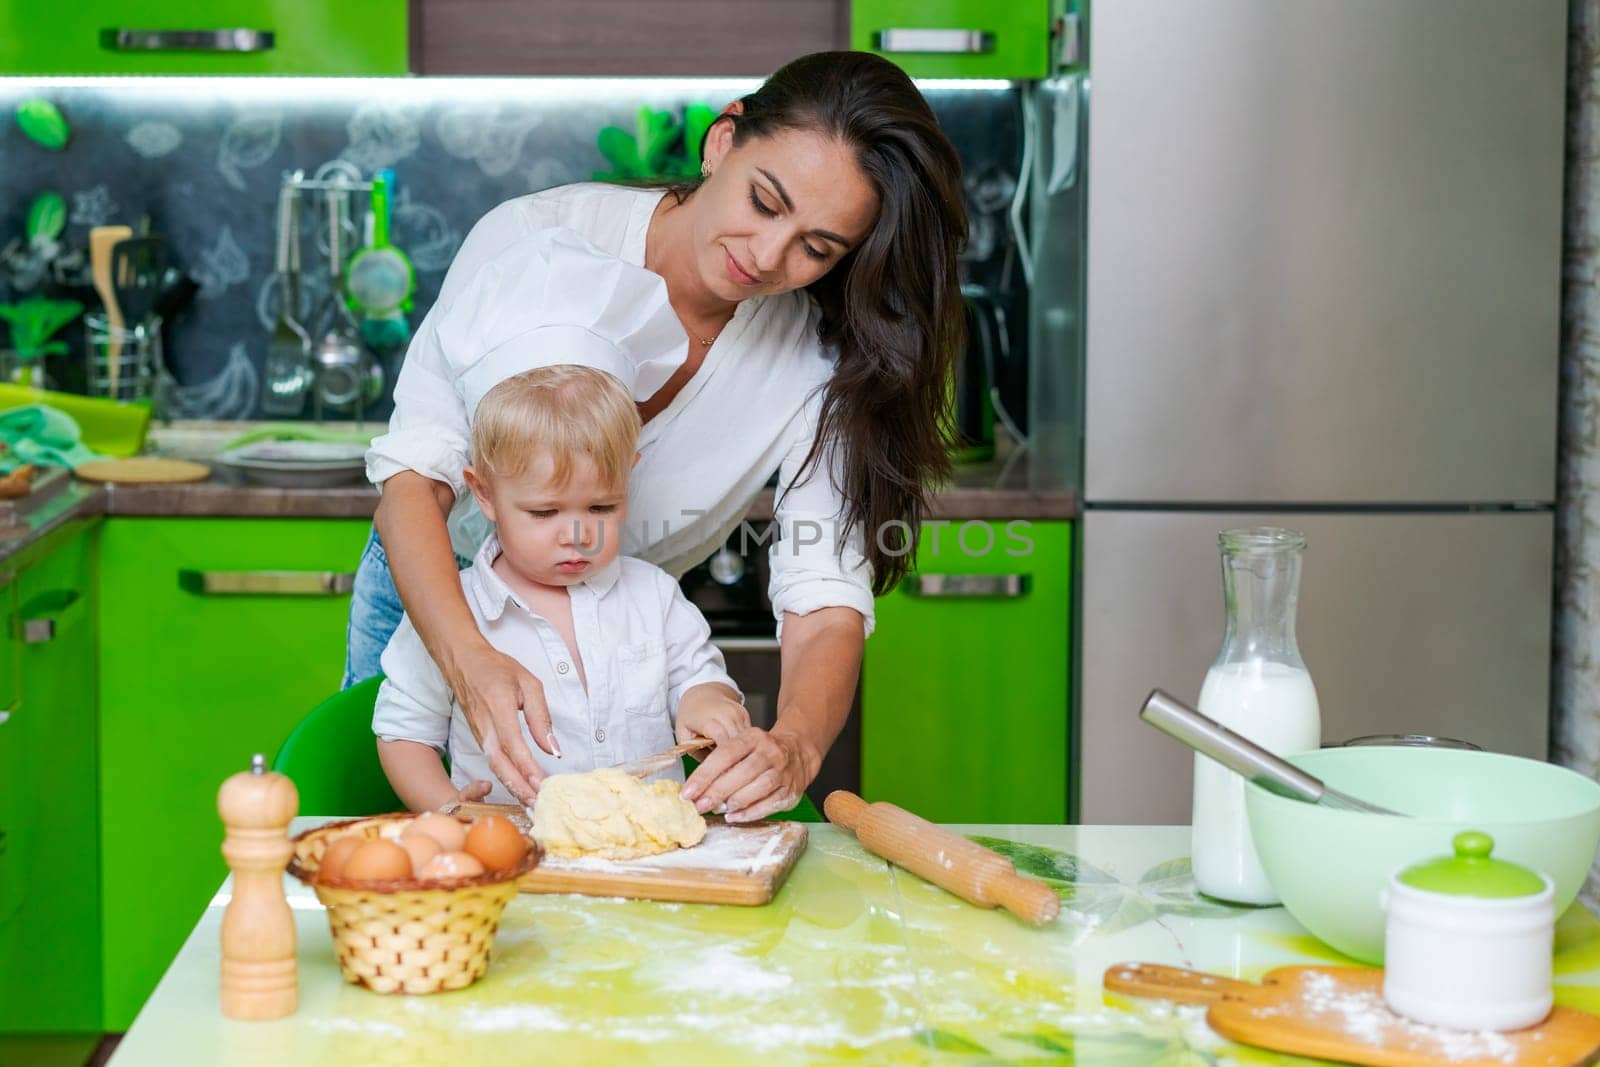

{"left": 1105, "top": 962, "right": 1600, "bottom": 1067}
{"left": 610, "top": 737, "right": 716, "bottom": 779}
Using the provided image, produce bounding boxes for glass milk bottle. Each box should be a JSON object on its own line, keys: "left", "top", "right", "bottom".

{"left": 1191, "top": 527, "right": 1322, "bottom": 904}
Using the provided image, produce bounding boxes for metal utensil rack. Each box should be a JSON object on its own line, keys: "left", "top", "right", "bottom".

{"left": 269, "top": 165, "right": 385, "bottom": 425}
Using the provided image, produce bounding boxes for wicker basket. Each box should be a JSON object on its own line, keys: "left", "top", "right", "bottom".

{"left": 287, "top": 813, "right": 542, "bottom": 995}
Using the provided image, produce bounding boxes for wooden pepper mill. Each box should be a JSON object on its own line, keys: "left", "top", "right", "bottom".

{"left": 217, "top": 753, "right": 299, "bottom": 1020}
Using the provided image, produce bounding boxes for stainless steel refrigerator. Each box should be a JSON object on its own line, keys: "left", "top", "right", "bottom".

{"left": 1068, "top": 0, "right": 1568, "bottom": 824}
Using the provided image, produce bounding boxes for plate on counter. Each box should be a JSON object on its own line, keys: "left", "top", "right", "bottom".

{"left": 213, "top": 439, "right": 369, "bottom": 488}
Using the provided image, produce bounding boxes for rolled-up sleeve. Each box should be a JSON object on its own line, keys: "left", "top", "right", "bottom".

{"left": 372, "top": 613, "right": 454, "bottom": 753}
{"left": 365, "top": 311, "right": 473, "bottom": 496}
{"left": 768, "top": 390, "right": 876, "bottom": 639}
{"left": 363, "top": 200, "right": 521, "bottom": 496}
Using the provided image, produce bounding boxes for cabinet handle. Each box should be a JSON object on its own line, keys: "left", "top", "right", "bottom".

{"left": 904, "top": 574, "right": 1030, "bottom": 598}
{"left": 21, "top": 589, "right": 81, "bottom": 644}
{"left": 872, "top": 29, "right": 995, "bottom": 55}
{"left": 101, "top": 29, "right": 275, "bottom": 53}
{"left": 178, "top": 570, "right": 355, "bottom": 596}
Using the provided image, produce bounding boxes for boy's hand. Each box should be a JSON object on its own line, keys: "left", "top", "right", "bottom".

{"left": 676, "top": 689, "right": 750, "bottom": 745}
{"left": 457, "top": 779, "right": 494, "bottom": 805}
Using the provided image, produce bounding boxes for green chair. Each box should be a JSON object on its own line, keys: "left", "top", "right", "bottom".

{"left": 273, "top": 674, "right": 824, "bottom": 822}
{"left": 272, "top": 675, "right": 403, "bottom": 816}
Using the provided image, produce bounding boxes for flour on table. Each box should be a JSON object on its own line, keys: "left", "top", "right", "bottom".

{"left": 1251, "top": 971, "right": 1519, "bottom": 1064}
{"left": 541, "top": 822, "right": 790, "bottom": 874}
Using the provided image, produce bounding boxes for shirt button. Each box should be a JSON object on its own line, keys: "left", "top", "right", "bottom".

{"left": 595, "top": 728, "right": 606, "bottom": 743}
{"left": 556, "top": 661, "right": 570, "bottom": 675}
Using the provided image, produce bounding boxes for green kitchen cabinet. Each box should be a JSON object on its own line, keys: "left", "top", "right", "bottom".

{"left": 0, "top": 1, "right": 407, "bottom": 75}
{"left": 861, "top": 520, "right": 1070, "bottom": 823}
{"left": 851, "top": 0, "right": 1054, "bottom": 80}
{"left": 0, "top": 522, "right": 101, "bottom": 1034}
{"left": 97, "top": 517, "right": 371, "bottom": 1030}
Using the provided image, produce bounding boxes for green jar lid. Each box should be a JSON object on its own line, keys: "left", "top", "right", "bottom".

{"left": 1398, "top": 831, "right": 1547, "bottom": 898}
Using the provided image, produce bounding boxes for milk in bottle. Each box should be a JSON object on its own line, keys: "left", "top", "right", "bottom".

{"left": 1190, "top": 528, "right": 1321, "bottom": 905}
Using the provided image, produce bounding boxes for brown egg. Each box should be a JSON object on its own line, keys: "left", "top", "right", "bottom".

{"left": 400, "top": 831, "right": 442, "bottom": 872}
{"left": 464, "top": 814, "right": 529, "bottom": 872}
{"left": 419, "top": 850, "right": 485, "bottom": 880}
{"left": 341, "top": 839, "right": 413, "bottom": 882}
{"left": 318, "top": 836, "right": 364, "bottom": 882}
{"left": 405, "top": 811, "right": 468, "bottom": 852}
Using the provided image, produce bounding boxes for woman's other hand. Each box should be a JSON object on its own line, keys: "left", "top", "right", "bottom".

{"left": 680, "top": 723, "right": 818, "bottom": 823}
{"left": 443, "top": 641, "right": 560, "bottom": 805}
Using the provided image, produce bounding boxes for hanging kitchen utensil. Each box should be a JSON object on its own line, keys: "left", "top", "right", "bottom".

{"left": 262, "top": 182, "right": 313, "bottom": 417}
{"left": 311, "top": 183, "right": 372, "bottom": 419}
{"left": 88, "top": 225, "right": 132, "bottom": 390}
{"left": 1139, "top": 689, "right": 1402, "bottom": 815}
{"left": 346, "top": 172, "right": 414, "bottom": 319}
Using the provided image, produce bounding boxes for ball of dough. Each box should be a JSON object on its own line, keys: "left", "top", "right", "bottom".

{"left": 533, "top": 768, "right": 706, "bottom": 860}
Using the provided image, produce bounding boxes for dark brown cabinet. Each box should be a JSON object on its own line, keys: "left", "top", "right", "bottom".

{"left": 411, "top": 0, "right": 847, "bottom": 76}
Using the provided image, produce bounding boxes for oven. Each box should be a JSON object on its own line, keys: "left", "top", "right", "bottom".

{"left": 677, "top": 522, "right": 862, "bottom": 808}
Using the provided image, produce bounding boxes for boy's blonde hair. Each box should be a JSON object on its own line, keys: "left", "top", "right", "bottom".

{"left": 471, "top": 365, "right": 641, "bottom": 488}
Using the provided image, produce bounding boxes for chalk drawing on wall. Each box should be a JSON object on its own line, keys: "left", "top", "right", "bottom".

{"left": 342, "top": 103, "right": 422, "bottom": 171}
{"left": 392, "top": 193, "right": 460, "bottom": 272}
{"left": 526, "top": 157, "right": 579, "bottom": 193}
{"left": 169, "top": 341, "right": 259, "bottom": 419}
{"left": 218, "top": 111, "right": 283, "bottom": 191}
{"left": 193, "top": 226, "right": 251, "bottom": 298}
{"left": 70, "top": 185, "right": 119, "bottom": 228}
{"left": 438, "top": 105, "right": 542, "bottom": 178}
{"left": 126, "top": 122, "right": 182, "bottom": 159}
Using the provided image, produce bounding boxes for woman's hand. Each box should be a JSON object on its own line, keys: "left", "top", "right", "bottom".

{"left": 680, "top": 723, "right": 819, "bottom": 823}
{"left": 442, "top": 640, "right": 561, "bottom": 805}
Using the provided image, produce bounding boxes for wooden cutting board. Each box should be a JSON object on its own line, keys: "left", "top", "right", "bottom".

{"left": 1105, "top": 963, "right": 1600, "bottom": 1067}
{"left": 74, "top": 458, "right": 210, "bottom": 484}
{"left": 444, "top": 801, "right": 808, "bottom": 906}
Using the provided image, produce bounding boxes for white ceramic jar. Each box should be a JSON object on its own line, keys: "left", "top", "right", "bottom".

{"left": 1382, "top": 831, "right": 1555, "bottom": 1032}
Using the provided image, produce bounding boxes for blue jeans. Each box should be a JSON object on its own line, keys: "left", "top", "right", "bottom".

{"left": 342, "top": 526, "right": 475, "bottom": 688}
{"left": 342, "top": 527, "right": 406, "bottom": 688}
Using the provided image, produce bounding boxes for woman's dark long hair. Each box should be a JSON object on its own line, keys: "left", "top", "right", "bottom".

{"left": 726, "top": 52, "right": 968, "bottom": 594}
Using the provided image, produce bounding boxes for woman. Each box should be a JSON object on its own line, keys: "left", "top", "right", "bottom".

{"left": 350, "top": 50, "right": 967, "bottom": 822}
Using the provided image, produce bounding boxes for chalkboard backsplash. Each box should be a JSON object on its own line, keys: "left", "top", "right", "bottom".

{"left": 0, "top": 78, "right": 1021, "bottom": 423}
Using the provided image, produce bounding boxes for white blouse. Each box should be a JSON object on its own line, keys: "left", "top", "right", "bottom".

{"left": 366, "top": 182, "right": 876, "bottom": 636}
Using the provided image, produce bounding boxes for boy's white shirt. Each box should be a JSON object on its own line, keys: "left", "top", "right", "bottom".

{"left": 373, "top": 532, "right": 740, "bottom": 805}
{"left": 364, "top": 181, "right": 876, "bottom": 638}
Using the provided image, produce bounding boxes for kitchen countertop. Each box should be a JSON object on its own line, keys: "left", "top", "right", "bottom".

{"left": 108, "top": 823, "right": 1600, "bottom": 1065}
{"left": 0, "top": 429, "right": 1077, "bottom": 565}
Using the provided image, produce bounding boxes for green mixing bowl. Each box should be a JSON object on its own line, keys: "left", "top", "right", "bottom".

{"left": 1245, "top": 747, "right": 1600, "bottom": 964}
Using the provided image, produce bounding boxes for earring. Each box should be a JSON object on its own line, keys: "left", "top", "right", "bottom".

{"left": 700, "top": 160, "right": 712, "bottom": 179}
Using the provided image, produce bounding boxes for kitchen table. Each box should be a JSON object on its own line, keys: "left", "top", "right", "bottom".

{"left": 109, "top": 823, "right": 1600, "bottom": 1065}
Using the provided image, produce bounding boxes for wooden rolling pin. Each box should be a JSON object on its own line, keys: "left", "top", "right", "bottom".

{"left": 823, "top": 790, "right": 1060, "bottom": 926}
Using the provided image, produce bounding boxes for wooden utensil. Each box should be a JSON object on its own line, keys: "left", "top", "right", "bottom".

{"left": 1104, "top": 962, "right": 1600, "bottom": 1067}
{"left": 89, "top": 225, "right": 133, "bottom": 392}
{"left": 437, "top": 799, "right": 808, "bottom": 906}
{"left": 822, "top": 790, "right": 1060, "bottom": 926}
{"left": 611, "top": 737, "right": 716, "bottom": 779}
{"left": 74, "top": 458, "right": 210, "bottom": 484}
